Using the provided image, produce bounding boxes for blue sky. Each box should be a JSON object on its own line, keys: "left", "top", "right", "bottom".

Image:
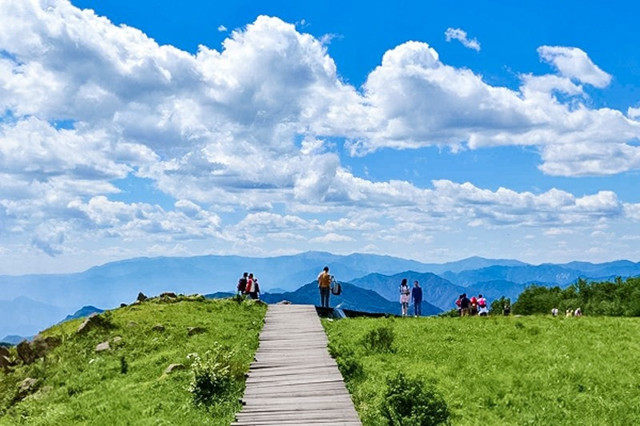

{"left": 1, "top": 0, "right": 640, "bottom": 273}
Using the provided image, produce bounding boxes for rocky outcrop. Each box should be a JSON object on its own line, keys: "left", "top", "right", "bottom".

{"left": 0, "top": 346, "right": 9, "bottom": 358}
{"left": 160, "top": 292, "right": 177, "bottom": 298}
{"left": 95, "top": 341, "right": 110, "bottom": 352}
{"left": 16, "top": 340, "right": 36, "bottom": 364}
{"left": 32, "top": 335, "right": 61, "bottom": 358}
{"left": 16, "top": 378, "right": 39, "bottom": 400}
{"left": 0, "top": 354, "right": 12, "bottom": 371}
{"left": 77, "top": 314, "right": 106, "bottom": 334}
{"left": 136, "top": 292, "right": 147, "bottom": 302}
{"left": 187, "top": 326, "right": 206, "bottom": 336}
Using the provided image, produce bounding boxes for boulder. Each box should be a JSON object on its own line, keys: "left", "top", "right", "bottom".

{"left": 32, "top": 335, "right": 61, "bottom": 358}
{"left": 16, "top": 340, "right": 36, "bottom": 364}
{"left": 160, "top": 292, "right": 177, "bottom": 298}
{"left": 77, "top": 314, "right": 102, "bottom": 335}
{"left": 120, "top": 303, "right": 127, "bottom": 308}
{"left": 152, "top": 324, "right": 165, "bottom": 332}
{"left": 112, "top": 336, "right": 122, "bottom": 344}
{"left": 17, "top": 378, "right": 39, "bottom": 399}
{"left": 187, "top": 327, "right": 206, "bottom": 337}
{"left": 164, "top": 363, "right": 185, "bottom": 375}
{"left": 0, "top": 346, "right": 9, "bottom": 358}
{"left": 136, "top": 292, "right": 148, "bottom": 302}
{"left": 127, "top": 321, "right": 138, "bottom": 328}
{"left": 0, "top": 355, "right": 12, "bottom": 371}
{"left": 95, "top": 341, "right": 110, "bottom": 352}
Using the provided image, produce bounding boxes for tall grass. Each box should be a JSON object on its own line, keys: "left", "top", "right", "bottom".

{"left": 324, "top": 315, "right": 640, "bottom": 425}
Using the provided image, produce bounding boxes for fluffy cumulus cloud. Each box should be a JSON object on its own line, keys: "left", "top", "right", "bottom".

{"left": 537, "top": 46, "right": 612, "bottom": 88}
{"left": 1, "top": 0, "right": 640, "bottom": 266}
{"left": 444, "top": 27, "right": 481, "bottom": 51}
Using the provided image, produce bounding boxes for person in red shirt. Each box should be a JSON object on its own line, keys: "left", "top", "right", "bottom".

{"left": 470, "top": 296, "right": 478, "bottom": 315}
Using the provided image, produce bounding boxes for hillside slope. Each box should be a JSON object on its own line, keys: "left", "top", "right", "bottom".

{"left": 0, "top": 297, "right": 266, "bottom": 424}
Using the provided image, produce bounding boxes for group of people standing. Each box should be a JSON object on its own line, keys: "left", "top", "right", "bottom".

{"left": 455, "top": 293, "right": 489, "bottom": 316}
{"left": 237, "top": 272, "right": 260, "bottom": 299}
{"left": 399, "top": 279, "right": 423, "bottom": 316}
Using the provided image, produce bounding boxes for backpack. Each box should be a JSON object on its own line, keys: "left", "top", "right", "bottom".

{"left": 331, "top": 282, "right": 342, "bottom": 295}
{"left": 237, "top": 278, "right": 247, "bottom": 293}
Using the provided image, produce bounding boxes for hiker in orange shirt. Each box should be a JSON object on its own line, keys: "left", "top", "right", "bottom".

{"left": 317, "top": 266, "right": 332, "bottom": 308}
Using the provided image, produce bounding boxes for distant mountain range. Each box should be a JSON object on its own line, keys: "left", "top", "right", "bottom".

{"left": 206, "top": 282, "right": 442, "bottom": 316}
{"left": 2, "top": 251, "right": 640, "bottom": 336}
{"left": 62, "top": 306, "right": 104, "bottom": 322}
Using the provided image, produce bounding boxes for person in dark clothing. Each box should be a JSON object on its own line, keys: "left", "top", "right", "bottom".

{"left": 460, "top": 293, "right": 471, "bottom": 316}
{"left": 237, "top": 272, "right": 248, "bottom": 295}
{"left": 411, "top": 281, "right": 423, "bottom": 316}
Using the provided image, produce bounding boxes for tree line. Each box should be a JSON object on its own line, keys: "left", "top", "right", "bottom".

{"left": 511, "top": 277, "right": 640, "bottom": 316}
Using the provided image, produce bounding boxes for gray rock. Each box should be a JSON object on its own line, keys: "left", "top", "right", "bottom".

{"left": 187, "top": 327, "right": 206, "bottom": 336}
{"left": 112, "top": 336, "right": 122, "bottom": 343}
{"left": 0, "top": 355, "right": 12, "bottom": 371}
{"left": 127, "top": 321, "right": 138, "bottom": 327}
{"left": 16, "top": 340, "right": 36, "bottom": 364}
{"left": 164, "top": 363, "right": 185, "bottom": 374}
{"left": 95, "top": 341, "right": 110, "bottom": 352}
{"left": 32, "top": 335, "right": 61, "bottom": 358}
{"left": 77, "top": 314, "right": 102, "bottom": 335}
{"left": 17, "top": 378, "right": 39, "bottom": 399}
{"left": 136, "top": 292, "right": 147, "bottom": 302}
{"left": 152, "top": 324, "right": 165, "bottom": 332}
{"left": 160, "top": 292, "right": 177, "bottom": 298}
{"left": 120, "top": 303, "right": 127, "bottom": 308}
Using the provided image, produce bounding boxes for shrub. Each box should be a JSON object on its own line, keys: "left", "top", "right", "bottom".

{"left": 490, "top": 297, "right": 511, "bottom": 315}
{"left": 328, "top": 342, "right": 364, "bottom": 383}
{"left": 187, "top": 343, "right": 234, "bottom": 406}
{"left": 381, "top": 372, "right": 449, "bottom": 426}
{"left": 362, "top": 324, "right": 395, "bottom": 353}
{"left": 119, "top": 356, "right": 128, "bottom": 374}
{"left": 438, "top": 309, "right": 459, "bottom": 318}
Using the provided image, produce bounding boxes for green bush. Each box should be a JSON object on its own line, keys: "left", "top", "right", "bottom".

{"left": 490, "top": 297, "right": 511, "bottom": 315}
{"left": 381, "top": 372, "right": 449, "bottom": 426}
{"left": 362, "top": 324, "right": 395, "bottom": 353}
{"left": 187, "top": 344, "right": 234, "bottom": 406}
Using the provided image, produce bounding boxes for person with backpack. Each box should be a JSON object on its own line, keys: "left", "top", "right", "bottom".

{"left": 455, "top": 295, "right": 462, "bottom": 315}
{"left": 460, "top": 293, "right": 470, "bottom": 316}
{"left": 400, "top": 278, "right": 410, "bottom": 316}
{"left": 237, "top": 272, "right": 248, "bottom": 295}
{"left": 470, "top": 295, "right": 478, "bottom": 315}
{"left": 249, "top": 276, "right": 260, "bottom": 300}
{"left": 411, "top": 280, "right": 423, "bottom": 317}
{"left": 477, "top": 294, "right": 488, "bottom": 316}
{"left": 317, "top": 266, "right": 332, "bottom": 308}
{"left": 245, "top": 273, "right": 255, "bottom": 297}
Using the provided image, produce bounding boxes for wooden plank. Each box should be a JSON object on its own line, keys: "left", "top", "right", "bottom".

{"left": 232, "top": 304, "right": 361, "bottom": 425}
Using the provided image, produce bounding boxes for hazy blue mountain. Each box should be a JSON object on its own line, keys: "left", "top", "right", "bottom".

{"left": 0, "top": 297, "right": 67, "bottom": 337}
{"left": 0, "top": 335, "right": 33, "bottom": 345}
{"left": 349, "top": 271, "right": 465, "bottom": 311}
{"left": 0, "top": 251, "right": 440, "bottom": 310}
{"left": 349, "top": 273, "right": 535, "bottom": 310}
{"left": 207, "top": 282, "right": 442, "bottom": 316}
{"left": 420, "top": 256, "right": 528, "bottom": 274}
{"left": 62, "top": 306, "right": 104, "bottom": 322}
{"left": 442, "top": 264, "right": 581, "bottom": 287}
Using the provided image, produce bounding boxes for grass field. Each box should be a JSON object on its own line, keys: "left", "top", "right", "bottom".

{"left": 0, "top": 297, "right": 266, "bottom": 425}
{"left": 324, "top": 315, "right": 640, "bottom": 425}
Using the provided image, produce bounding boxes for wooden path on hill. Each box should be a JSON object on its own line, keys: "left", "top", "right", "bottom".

{"left": 232, "top": 304, "right": 362, "bottom": 426}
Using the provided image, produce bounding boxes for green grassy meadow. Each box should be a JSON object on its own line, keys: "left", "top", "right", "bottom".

{"left": 324, "top": 315, "right": 640, "bottom": 425}
{"left": 0, "top": 297, "right": 266, "bottom": 425}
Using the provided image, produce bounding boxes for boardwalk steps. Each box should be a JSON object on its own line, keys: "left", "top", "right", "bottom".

{"left": 232, "top": 304, "right": 361, "bottom": 425}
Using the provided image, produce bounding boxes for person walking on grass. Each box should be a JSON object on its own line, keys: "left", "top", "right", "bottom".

{"left": 400, "top": 278, "right": 410, "bottom": 316}
{"left": 249, "top": 277, "right": 260, "bottom": 300}
{"left": 237, "top": 272, "right": 248, "bottom": 295}
{"left": 318, "top": 266, "right": 332, "bottom": 308}
{"left": 460, "top": 293, "right": 470, "bottom": 316}
{"left": 411, "top": 280, "right": 423, "bottom": 317}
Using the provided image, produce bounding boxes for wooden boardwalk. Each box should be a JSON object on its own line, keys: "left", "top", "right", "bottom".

{"left": 232, "top": 304, "right": 362, "bottom": 426}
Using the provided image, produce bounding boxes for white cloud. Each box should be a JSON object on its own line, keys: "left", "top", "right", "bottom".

{"left": 217, "top": 25, "right": 227, "bottom": 32}
{"left": 1, "top": 1, "right": 640, "bottom": 265}
{"left": 537, "top": 46, "right": 612, "bottom": 88}
{"left": 628, "top": 106, "right": 640, "bottom": 119}
{"left": 444, "top": 27, "right": 481, "bottom": 51}
{"left": 310, "top": 233, "right": 354, "bottom": 243}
